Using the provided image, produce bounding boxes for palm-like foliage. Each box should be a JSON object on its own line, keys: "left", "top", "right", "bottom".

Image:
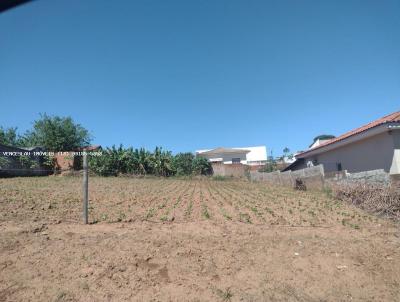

{"left": 89, "top": 145, "right": 210, "bottom": 177}
{"left": 152, "top": 147, "right": 174, "bottom": 176}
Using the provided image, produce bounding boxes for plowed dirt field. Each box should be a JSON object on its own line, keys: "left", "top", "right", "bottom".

{"left": 1, "top": 177, "right": 399, "bottom": 301}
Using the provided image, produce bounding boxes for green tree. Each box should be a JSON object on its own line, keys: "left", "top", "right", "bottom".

{"left": 88, "top": 145, "right": 121, "bottom": 176}
{"left": 18, "top": 155, "right": 39, "bottom": 169}
{"left": 88, "top": 147, "right": 212, "bottom": 177}
{"left": 152, "top": 147, "right": 174, "bottom": 177}
{"left": 192, "top": 157, "right": 212, "bottom": 175}
{"left": 172, "top": 152, "right": 195, "bottom": 176}
{"left": 0, "top": 127, "right": 21, "bottom": 146}
{"left": 133, "top": 148, "right": 154, "bottom": 175}
{"left": 23, "top": 114, "right": 91, "bottom": 151}
{"left": 282, "top": 147, "right": 294, "bottom": 160}
{"left": 88, "top": 145, "right": 175, "bottom": 177}
{"left": 283, "top": 147, "right": 290, "bottom": 155}
{"left": 0, "top": 156, "right": 10, "bottom": 168}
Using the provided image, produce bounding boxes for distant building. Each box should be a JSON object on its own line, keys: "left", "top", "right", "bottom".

{"left": 276, "top": 155, "right": 296, "bottom": 164}
{"left": 55, "top": 145, "right": 101, "bottom": 171}
{"left": 196, "top": 146, "right": 267, "bottom": 166}
{"left": 284, "top": 111, "right": 400, "bottom": 174}
{"left": 309, "top": 139, "right": 332, "bottom": 149}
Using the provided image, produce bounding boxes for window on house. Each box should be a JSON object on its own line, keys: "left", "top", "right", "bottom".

{"left": 232, "top": 158, "right": 241, "bottom": 164}
{"left": 337, "top": 163, "right": 342, "bottom": 171}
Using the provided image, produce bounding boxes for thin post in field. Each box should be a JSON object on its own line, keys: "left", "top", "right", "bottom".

{"left": 83, "top": 152, "right": 89, "bottom": 224}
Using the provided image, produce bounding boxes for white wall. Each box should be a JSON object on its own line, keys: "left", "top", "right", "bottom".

{"left": 390, "top": 131, "right": 400, "bottom": 175}
{"left": 196, "top": 151, "right": 248, "bottom": 164}
{"left": 239, "top": 146, "right": 267, "bottom": 164}
{"left": 309, "top": 139, "right": 331, "bottom": 149}
{"left": 196, "top": 146, "right": 267, "bottom": 165}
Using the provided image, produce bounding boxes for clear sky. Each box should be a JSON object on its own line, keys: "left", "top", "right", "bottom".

{"left": 1, "top": 0, "right": 399, "bottom": 156}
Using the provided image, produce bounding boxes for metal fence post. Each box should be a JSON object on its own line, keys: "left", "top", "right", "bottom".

{"left": 83, "top": 152, "right": 88, "bottom": 224}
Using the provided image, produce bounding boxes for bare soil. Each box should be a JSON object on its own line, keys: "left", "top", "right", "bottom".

{"left": 0, "top": 177, "right": 399, "bottom": 301}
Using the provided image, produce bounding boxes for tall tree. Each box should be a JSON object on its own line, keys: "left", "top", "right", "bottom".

{"left": 283, "top": 147, "right": 290, "bottom": 155}
{"left": 192, "top": 157, "right": 212, "bottom": 175}
{"left": 152, "top": 147, "right": 174, "bottom": 177}
{"left": 172, "top": 152, "right": 195, "bottom": 176}
{"left": 23, "top": 114, "right": 91, "bottom": 151}
{"left": 0, "top": 127, "right": 20, "bottom": 146}
{"left": 282, "top": 147, "right": 293, "bottom": 160}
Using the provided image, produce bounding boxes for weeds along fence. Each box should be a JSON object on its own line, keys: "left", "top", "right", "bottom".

{"left": 249, "top": 165, "right": 325, "bottom": 190}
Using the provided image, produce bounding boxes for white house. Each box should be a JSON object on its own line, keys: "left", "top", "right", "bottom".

{"left": 309, "top": 139, "right": 332, "bottom": 149}
{"left": 196, "top": 146, "right": 267, "bottom": 166}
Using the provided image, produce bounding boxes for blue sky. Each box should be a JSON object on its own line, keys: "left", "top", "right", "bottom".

{"left": 1, "top": 0, "right": 399, "bottom": 156}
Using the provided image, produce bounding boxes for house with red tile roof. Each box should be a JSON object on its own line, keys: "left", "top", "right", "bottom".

{"left": 284, "top": 111, "right": 400, "bottom": 175}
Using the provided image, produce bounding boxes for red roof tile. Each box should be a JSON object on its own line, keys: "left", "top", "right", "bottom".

{"left": 297, "top": 110, "right": 400, "bottom": 157}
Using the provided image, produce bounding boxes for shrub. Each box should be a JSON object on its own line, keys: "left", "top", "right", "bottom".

{"left": 294, "top": 178, "right": 306, "bottom": 191}
{"left": 18, "top": 155, "right": 39, "bottom": 169}
{"left": 88, "top": 149, "right": 119, "bottom": 176}
{"left": 172, "top": 153, "right": 194, "bottom": 176}
{"left": 0, "top": 127, "right": 20, "bottom": 146}
{"left": 42, "top": 155, "right": 56, "bottom": 170}
{"left": 212, "top": 175, "right": 227, "bottom": 181}
{"left": 192, "top": 157, "right": 212, "bottom": 175}
{"left": 0, "top": 156, "right": 10, "bottom": 169}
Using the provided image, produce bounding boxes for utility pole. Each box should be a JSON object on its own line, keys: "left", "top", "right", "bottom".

{"left": 83, "top": 152, "right": 88, "bottom": 224}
